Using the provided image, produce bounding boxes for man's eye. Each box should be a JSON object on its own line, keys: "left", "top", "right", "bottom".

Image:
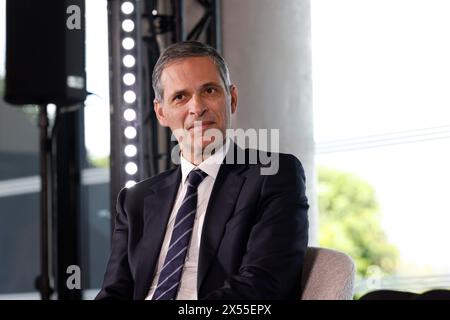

{"left": 205, "top": 87, "right": 217, "bottom": 94}
{"left": 173, "top": 94, "right": 184, "bottom": 101}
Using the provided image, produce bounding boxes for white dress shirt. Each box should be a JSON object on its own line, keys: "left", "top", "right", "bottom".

{"left": 146, "top": 139, "right": 231, "bottom": 300}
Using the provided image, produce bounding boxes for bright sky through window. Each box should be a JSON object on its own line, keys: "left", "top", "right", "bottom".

{"left": 312, "top": 0, "right": 450, "bottom": 273}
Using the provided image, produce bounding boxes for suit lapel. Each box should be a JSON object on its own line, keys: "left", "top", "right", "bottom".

{"left": 198, "top": 144, "right": 247, "bottom": 293}
{"left": 133, "top": 166, "right": 181, "bottom": 300}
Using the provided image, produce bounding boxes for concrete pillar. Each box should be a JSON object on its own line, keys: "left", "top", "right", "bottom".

{"left": 221, "top": 0, "right": 317, "bottom": 244}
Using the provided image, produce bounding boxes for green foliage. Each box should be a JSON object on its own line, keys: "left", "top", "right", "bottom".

{"left": 318, "top": 167, "right": 399, "bottom": 277}
{"left": 88, "top": 155, "right": 109, "bottom": 168}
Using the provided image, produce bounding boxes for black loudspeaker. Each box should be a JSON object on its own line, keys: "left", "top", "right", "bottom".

{"left": 4, "top": 0, "right": 86, "bottom": 106}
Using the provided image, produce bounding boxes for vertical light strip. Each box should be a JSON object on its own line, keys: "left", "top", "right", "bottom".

{"left": 119, "top": 0, "right": 141, "bottom": 188}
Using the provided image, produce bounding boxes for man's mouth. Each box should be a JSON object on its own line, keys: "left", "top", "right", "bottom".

{"left": 188, "top": 121, "right": 215, "bottom": 130}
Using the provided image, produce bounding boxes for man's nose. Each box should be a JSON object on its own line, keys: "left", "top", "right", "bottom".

{"left": 189, "top": 94, "right": 207, "bottom": 117}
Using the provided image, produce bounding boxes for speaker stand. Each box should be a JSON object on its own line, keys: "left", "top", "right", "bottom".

{"left": 35, "top": 105, "right": 53, "bottom": 300}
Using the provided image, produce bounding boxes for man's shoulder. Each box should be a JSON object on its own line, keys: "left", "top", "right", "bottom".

{"left": 245, "top": 148, "right": 300, "bottom": 162}
{"left": 119, "top": 166, "right": 180, "bottom": 198}
{"left": 138, "top": 166, "right": 179, "bottom": 188}
{"left": 225, "top": 145, "right": 304, "bottom": 179}
{"left": 238, "top": 147, "right": 303, "bottom": 169}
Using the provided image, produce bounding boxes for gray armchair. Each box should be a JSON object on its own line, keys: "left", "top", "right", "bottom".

{"left": 300, "top": 247, "right": 356, "bottom": 300}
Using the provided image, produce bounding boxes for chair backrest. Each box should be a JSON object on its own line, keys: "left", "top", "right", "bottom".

{"left": 300, "top": 247, "right": 356, "bottom": 300}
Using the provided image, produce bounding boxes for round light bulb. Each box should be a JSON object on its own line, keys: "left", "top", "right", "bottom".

{"left": 123, "top": 73, "right": 136, "bottom": 86}
{"left": 125, "top": 162, "right": 138, "bottom": 175}
{"left": 125, "top": 180, "right": 136, "bottom": 188}
{"left": 124, "top": 90, "right": 136, "bottom": 103}
{"left": 124, "top": 126, "right": 137, "bottom": 139}
{"left": 124, "top": 144, "right": 137, "bottom": 157}
{"left": 122, "top": 37, "right": 135, "bottom": 50}
{"left": 122, "top": 19, "right": 135, "bottom": 32}
{"left": 123, "top": 55, "right": 135, "bottom": 68}
{"left": 123, "top": 108, "right": 136, "bottom": 121}
{"left": 121, "top": 2, "right": 134, "bottom": 15}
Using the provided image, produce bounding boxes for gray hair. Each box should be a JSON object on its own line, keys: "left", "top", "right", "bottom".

{"left": 152, "top": 41, "right": 231, "bottom": 101}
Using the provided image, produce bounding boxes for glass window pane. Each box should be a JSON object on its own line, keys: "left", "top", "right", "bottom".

{"left": 312, "top": 0, "right": 450, "bottom": 296}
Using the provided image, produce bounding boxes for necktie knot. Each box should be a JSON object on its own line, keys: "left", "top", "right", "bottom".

{"left": 187, "top": 169, "right": 208, "bottom": 189}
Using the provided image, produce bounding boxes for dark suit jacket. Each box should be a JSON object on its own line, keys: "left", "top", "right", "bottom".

{"left": 96, "top": 145, "right": 309, "bottom": 300}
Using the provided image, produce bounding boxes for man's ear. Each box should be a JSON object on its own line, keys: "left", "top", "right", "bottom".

{"left": 154, "top": 99, "right": 168, "bottom": 127}
{"left": 230, "top": 85, "right": 238, "bottom": 114}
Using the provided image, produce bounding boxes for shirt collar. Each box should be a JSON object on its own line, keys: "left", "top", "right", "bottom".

{"left": 180, "top": 138, "right": 231, "bottom": 184}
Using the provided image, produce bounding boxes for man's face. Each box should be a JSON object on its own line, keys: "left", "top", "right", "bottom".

{"left": 154, "top": 56, "right": 238, "bottom": 155}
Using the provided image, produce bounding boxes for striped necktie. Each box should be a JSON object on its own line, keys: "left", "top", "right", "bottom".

{"left": 152, "top": 168, "right": 208, "bottom": 300}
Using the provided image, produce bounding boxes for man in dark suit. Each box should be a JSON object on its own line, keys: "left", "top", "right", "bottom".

{"left": 96, "top": 41, "right": 309, "bottom": 300}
